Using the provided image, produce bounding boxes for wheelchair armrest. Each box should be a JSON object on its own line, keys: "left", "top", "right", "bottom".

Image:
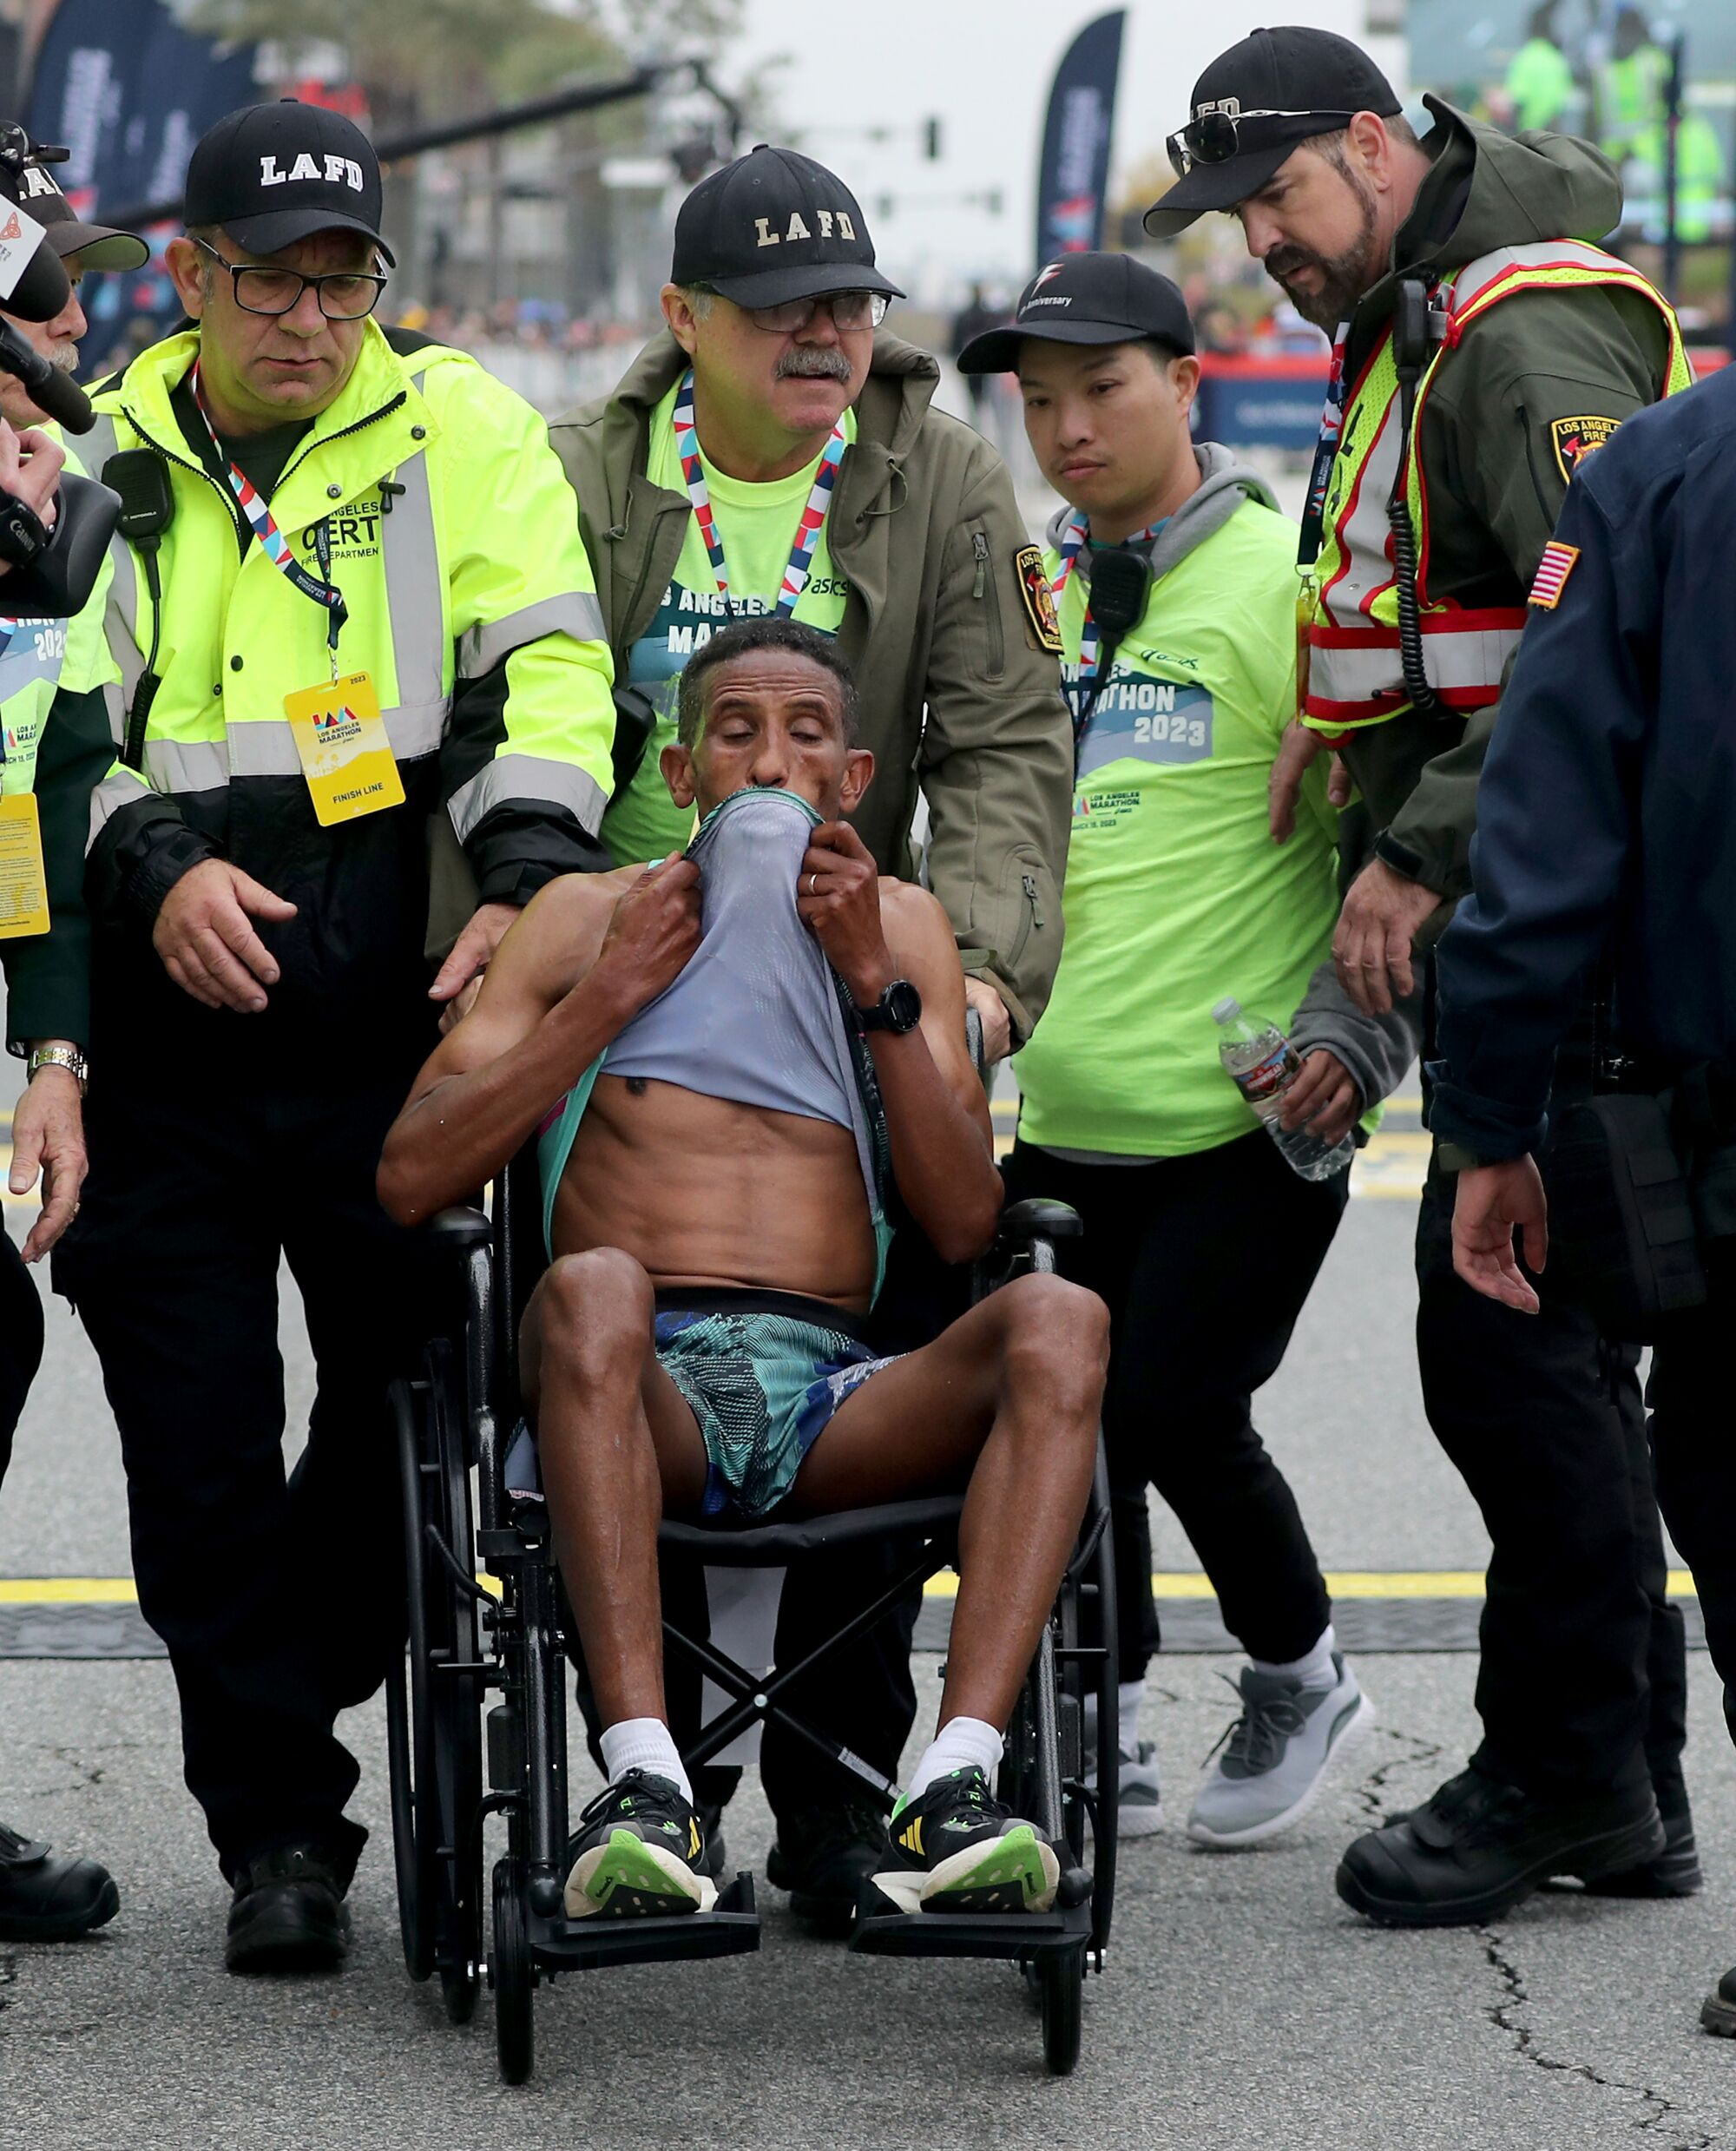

{"left": 427, "top": 1204, "right": 491, "bottom": 1252}
{"left": 997, "top": 1197, "right": 1082, "bottom": 1247}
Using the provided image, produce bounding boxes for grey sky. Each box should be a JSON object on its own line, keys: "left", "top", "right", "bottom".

{"left": 726, "top": 0, "right": 1391, "bottom": 302}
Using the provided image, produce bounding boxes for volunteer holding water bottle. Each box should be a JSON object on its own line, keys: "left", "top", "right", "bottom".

{"left": 967, "top": 256, "right": 1415, "bottom": 1847}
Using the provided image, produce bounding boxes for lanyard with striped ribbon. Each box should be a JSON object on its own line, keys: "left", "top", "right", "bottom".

{"left": 671, "top": 368, "right": 847, "bottom": 618}
{"left": 1049, "top": 510, "right": 1165, "bottom": 694}
{"left": 190, "top": 362, "right": 349, "bottom": 669}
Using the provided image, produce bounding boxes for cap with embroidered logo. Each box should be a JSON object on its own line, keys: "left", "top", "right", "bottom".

{"left": 671, "top": 144, "right": 903, "bottom": 310}
{"left": 954, "top": 253, "right": 1195, "bottom": 373}
{"left": 1145, "top": 27, "right": 1403, "bottom": 239}
{"left": 184, "top": 100, "right": 394, "bottom": 266}
{"left": 0, "top": 130, "right": 148, "bottom": 273}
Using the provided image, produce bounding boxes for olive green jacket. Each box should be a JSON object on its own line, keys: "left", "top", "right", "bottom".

{"left": 549, "top": 330, "right": 1074, "bottom": 1042}
{"left": 1340, "top": 98, "right": 1675, "bottom": 902}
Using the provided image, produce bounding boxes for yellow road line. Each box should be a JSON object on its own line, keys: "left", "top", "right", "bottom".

{"left": 10, "top": 1570, "right": 1700, "bottom": 1605}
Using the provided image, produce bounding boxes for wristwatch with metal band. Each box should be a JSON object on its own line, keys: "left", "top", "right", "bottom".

{"left": 27, "top": 1043, "right": 88, "bottom": 1093}
{"left": 854, "top": 978, "right": 923, "bottom": 1036}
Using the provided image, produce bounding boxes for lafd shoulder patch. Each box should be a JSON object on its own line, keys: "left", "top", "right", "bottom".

{"left": 1014, "top": 544, "right": 1063, "bottom": 654}
{"left": 1529, "top": 541, "right": 1580, "bottom": 608}
{"left": 1550, "top": 414, "right": 1621, "bottom": 483}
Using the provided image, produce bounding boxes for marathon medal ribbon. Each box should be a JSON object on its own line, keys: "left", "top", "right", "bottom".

{"left": 190, "top": 365, "right": 400, "bottom": 824}
{"left": 671, "top": 368, "right": 847, "bottom": 618}
{"left": 1049, "top": 511, "right": 1164, "bottom": 737}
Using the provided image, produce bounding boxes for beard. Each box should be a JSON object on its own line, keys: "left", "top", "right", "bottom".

{"left": 1263, "top": 171, "right": 1383, "bottom": 331}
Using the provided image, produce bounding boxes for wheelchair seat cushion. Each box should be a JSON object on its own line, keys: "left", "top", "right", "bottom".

{"left": 504, "top": 1287, "right": 902, "bottom": 1523}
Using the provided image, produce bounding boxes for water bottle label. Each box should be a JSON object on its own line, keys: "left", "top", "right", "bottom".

{"left": 1234, "top": 1041, "right": 1299, "bottom": 1105}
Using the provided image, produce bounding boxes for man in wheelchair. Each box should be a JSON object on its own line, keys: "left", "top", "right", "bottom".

{"left": 379, "top": 615, "right": 1108, "bottom": 1924}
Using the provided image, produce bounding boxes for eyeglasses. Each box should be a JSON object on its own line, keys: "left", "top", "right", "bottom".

{"left": 192, "top": 236, "right": 387, "bottom": 320}
{"left": 720, "top": 289, "right": 890, "bottom": 335}
{"left": 1166, "top": 108, "right": 1355, "bottom": 179}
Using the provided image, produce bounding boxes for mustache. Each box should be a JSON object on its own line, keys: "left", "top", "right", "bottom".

{"left": 46, "top": 343, "right": 78, "bottom": 375}
{"left": 773, "top": 345, "right": 852, "bottom": 383}
{"left": 1264, "top": 247, "right": 1323, "bottom": 283}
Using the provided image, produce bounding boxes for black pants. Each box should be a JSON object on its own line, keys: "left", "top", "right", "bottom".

{"left": 1650, "top": 1247, "right": 1736, "bottom": 1759}
{"left": 0, "top": 1226, "right": 44, "bottom": 1494}
{"left": 1415, "top": 1158, "right": 1687, "bottom": 1804}
{"left": 53, "top": 1061, "right": 439, "bottom": 1882}
{"left": 1002, "top": 1132, "right": 1344, "bottom": 1676}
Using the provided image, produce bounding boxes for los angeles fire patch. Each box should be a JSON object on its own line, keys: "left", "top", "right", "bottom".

{"left": 1549, "top": 413, "right": 1621, "bottom": 483}
{"left": 1015, "top": 544, "right": 1063, "bottom": 654}
{"left": 1529, "top": 541, "right": 1580, "bottom": 608}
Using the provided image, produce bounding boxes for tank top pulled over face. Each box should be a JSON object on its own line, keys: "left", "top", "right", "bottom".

{"left": 536, "top": 787, "right": 891, "bottom": 1289}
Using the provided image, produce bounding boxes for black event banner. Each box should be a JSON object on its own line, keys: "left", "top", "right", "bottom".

{"left": 1034, "top": 8, "right": 1127, "bottom": 268}
{"left": 27, "top": 0, "right": 260, "bottom": 369}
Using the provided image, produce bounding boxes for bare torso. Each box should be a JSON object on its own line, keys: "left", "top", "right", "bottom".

{"left": 553, "top": 1076, "right": 877, "bottom": 1309}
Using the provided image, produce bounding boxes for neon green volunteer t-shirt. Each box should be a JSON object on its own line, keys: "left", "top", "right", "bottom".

{"left": 1014, "top": 496, "right": 1342, "bottom": 1157}
{"left": 599, "top": 383, "right": 856, "bottom": 866}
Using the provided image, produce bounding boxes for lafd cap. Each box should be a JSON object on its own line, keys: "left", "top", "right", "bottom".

{"left": 1145, "top": 27, "right": 1403, "bottom": 238}
{"left": 671, "top": 144, "right": 904, "bottom": 309}
{"left": 0, "top": 129, "right": 148, "bottom": 273}
{"left": 955, "top": 253, "right": 1194, "bottom": 372}
{"left": 183, "top": 100, "right": 395, "bottom": 266}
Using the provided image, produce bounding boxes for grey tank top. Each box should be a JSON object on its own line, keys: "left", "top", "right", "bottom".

{"left": 537, "top": 786, "right": 891, "bottom": 1286}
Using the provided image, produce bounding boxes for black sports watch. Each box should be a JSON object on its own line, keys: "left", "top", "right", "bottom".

{"left": 854, "top": 978, "right": 923, "bottom": 1036}
{"left": 0, "top": 485, "right": 51, "bottom": 569}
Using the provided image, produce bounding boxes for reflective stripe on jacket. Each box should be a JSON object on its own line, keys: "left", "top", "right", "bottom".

{"left": 1305, "top": 240, "right": 1691, "bottom": 734}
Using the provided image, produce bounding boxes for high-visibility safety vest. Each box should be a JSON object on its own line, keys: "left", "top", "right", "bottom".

{"left": 1303, "top": 240, "right": 1691, "bottom": 735}
{"left": 0, "top": 436, "right": 118, "bottom": 799}
{"left": 80, "top": 322, "right": 615, "bottom": 859}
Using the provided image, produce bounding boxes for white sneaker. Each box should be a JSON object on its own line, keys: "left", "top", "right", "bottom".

{"left": 1085, "top": 1733, "right": 1165, "bottom": 1837}
{"left": 1116, "top": 1740, "right": 1165, "bottom": 1837}
{"left": 1186, "top": 1654, "right": 1372, "bottom": 1849}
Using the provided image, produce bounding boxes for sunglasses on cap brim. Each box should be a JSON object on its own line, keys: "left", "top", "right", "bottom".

{"left": 1166, "top": 108, "right": 1357, "bottom": 180}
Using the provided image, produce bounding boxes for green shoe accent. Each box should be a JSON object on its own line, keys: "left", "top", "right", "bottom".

{"left": 585, "top": 1828, "right": 699, "bottom": 1913}
{"left": 950, "top": 1825, "right": 1048, "bottom": 1903}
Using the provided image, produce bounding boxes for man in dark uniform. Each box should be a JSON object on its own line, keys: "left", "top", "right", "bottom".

{"left": 1429, "top": 358, "right": 1736, "bottom": 2023}
{"left": 1151, "top": 27, "right": 1695, "bottom": 1922}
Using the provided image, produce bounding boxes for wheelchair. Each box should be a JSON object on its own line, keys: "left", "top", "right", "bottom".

{"left": 384, "top": 1055, "right": 1119, "bottom": 2082}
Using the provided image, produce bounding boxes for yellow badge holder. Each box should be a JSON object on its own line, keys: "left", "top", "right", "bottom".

{"left": 0, "top": 791, "right": 50, "bottom": 938}
{"left": 285, "top": 669, "right": 406, "bottom": 827}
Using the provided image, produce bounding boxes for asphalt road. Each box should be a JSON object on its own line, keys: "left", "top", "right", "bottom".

{"left": 3, "top": 1091, "right": 1733, "bottom": 2149}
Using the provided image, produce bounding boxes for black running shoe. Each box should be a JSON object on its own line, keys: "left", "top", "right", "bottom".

{"left": 878, "top": 1767, "right": 1064, "bottom": 1914}
{"left": 767, "top": 1796, "right": 887, "bottom": 1937}
{"left": 563, "top": 1771, "right": 716, "bottom": 1919}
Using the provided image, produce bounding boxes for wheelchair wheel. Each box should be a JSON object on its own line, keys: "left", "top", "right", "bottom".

{"left": 385, "top": 1350, "right": 485, "bottom": 2010}
{"left": 1038, "top": 1948, "right": 1084, "bottom": 2076}
{"left": 1065, "top": 1450, "right": 1119, "bottom": 1959}
{"left": 491, "top": 1857, "right": 535, "bottom": 2086}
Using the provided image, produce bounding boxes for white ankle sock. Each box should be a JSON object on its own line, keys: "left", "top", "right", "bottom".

{"left": 599, "top": 1717, "right": 693, "bottom": 1802}
{"left": 1118, "top": 1678, "right": 1147, "bottom": 1756}
{"left": 1251, "top": 1625, "right": 1339, "bottom": 1693}
{"left": 907, "top": 1716, "right": 1005, "bottom": 1801}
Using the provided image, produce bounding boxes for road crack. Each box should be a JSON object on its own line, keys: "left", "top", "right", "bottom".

{"left": 1480, "top": 1925, "right": 1716, "bottom": 2149}
{"left": 1347, "top": 1723, "right": 1444, "bottom": 1827}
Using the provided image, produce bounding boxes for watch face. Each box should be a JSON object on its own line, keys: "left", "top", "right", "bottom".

{"left": 884, "top": 980, "right": 922, "bottom": 1032}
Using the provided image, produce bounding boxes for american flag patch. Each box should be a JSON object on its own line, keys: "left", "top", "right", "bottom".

{"left": 1529, "top": 542, "right": 1580, "bottom": 608}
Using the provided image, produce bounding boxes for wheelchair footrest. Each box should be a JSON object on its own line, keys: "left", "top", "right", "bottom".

{"left": 849, "top": 1893, "right": 1092, "bottom": 1964}
{"left": 529, "top": 1871, "right": 761, "bottom": 1974}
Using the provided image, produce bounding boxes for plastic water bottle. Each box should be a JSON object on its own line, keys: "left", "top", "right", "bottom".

{"left": 1213, "top": 997, "right": 1355, "bottom": 1183}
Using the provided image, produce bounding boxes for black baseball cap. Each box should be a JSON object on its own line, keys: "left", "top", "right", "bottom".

{"left": 0, "top": 134, "right": 148, "bottom": 272}
{"left": 184, "top": 100, "right": 394, "bottom": 266}
{"left": 671, "top": 145, "right": 903, "bottom": 309}
{"left": 1144, "top": 27, "right": 1403, "bottom": 238}
{"left": 956, "top": 253, "right": 1194, "bottom": 373}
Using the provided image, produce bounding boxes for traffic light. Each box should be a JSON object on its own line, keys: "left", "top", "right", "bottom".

{"left": 924, "top": 117, "right": 943, "bottom": 161}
